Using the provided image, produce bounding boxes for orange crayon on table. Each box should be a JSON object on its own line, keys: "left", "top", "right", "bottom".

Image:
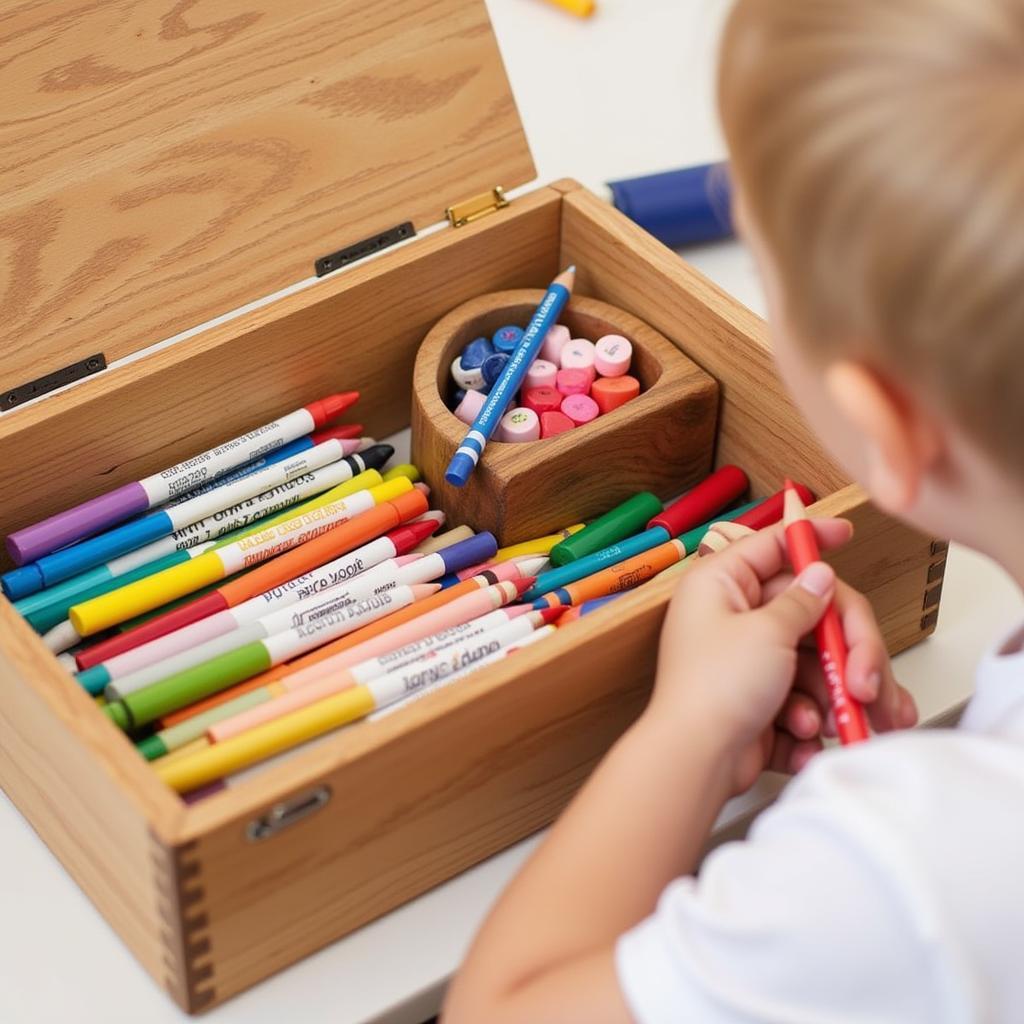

{"left": 783, "top": 480, "right": 869, "bottom": 745}
{"left": 532, "top": 538, "right": 686, "bottom": 609}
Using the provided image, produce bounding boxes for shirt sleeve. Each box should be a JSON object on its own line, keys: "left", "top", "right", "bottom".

{"left": 614, "top": 766, "right": 949, "bottom": 1024}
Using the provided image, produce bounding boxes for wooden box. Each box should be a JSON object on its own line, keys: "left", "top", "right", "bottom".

{"left": 0, "top": 1, "right": 946, "bottom": 1014}
{"left": 411, "top": 289, "right": 720, "bottom": 543}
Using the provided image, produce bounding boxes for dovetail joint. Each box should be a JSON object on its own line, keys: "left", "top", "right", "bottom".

{"left": 151, "top": 833, "right": 214, "bottom": 1012}
{"left": 920, "top": 538, "right": 949, "bottom": 633}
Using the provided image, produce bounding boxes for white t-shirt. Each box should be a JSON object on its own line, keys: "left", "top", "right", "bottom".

{"left": 616, "top": 624, "right": 1024, "bottom": 1023}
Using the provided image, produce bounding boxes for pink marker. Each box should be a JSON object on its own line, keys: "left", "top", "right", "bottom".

{"left": 594, "top": 335, "right": 633, "bottom": 377}
{"left": 539, "top": 324, "right": 571, "bottom": 364}
{"left": 555, "top": 368, "right": 592, "bottom": 397}
{"left": 560, "top": 339, "right": 597, "bottom": 380}
{"left": 561, "top": 393, "right": 600, "bottom": 426}
{"left": 497, "top": 407, "right": 540, "bottom": 443}
{"left": 524, "top": 359, "right": 558, "bottom": 391}
{"left": 522, "top": 387, "right": 562, "bottom": 416}
{"left": 454, "top": 388, "right": 487, "bottom": 425}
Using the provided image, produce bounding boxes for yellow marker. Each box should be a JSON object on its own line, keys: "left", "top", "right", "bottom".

{"left": 542, "top": 0, "right": 595, "bottom": 17}
{"left": 383, "top": 463, "right": 421, "bottom": 484}
{"left": 158, "top": 687, "right": 376, "bottom": 793}
{"left": 493, "top": 524, "right": 585, "bottom": 562}
{"left": 413, "top": 525, "right": 475, "bottom": 556}
{"left": 69, "top": 478, "right": 412, "bottom": 636}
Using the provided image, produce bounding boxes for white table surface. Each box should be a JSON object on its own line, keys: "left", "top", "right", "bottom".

{"left": 3, "top": 2, "right": 1021, "bottom": 1022}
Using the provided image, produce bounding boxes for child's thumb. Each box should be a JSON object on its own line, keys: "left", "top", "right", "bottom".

{"left": 760, "top": 562, "right": 835, "bottom": 643}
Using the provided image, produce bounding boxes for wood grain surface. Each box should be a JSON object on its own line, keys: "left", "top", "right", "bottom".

{"left": 0, "top": 0, "right": 534, "bottom": 395}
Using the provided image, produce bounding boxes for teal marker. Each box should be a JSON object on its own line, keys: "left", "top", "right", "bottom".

{"left": 522, "top": 498, "right": 763, "bottom": 602}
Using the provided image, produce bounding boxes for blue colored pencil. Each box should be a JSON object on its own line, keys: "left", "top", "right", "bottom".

{"left": 445, "top": 267, "right": 576, "bottom": 487}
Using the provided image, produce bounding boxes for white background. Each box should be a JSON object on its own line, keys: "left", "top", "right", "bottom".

{"left": 2, "top": 2, "right": 1020, "bottom": 1022}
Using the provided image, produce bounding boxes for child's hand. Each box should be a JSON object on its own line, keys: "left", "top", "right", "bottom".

{"left": 648, "top": 519, "right": 918, "bottom": 795}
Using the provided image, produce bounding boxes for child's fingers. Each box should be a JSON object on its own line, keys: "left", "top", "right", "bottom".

{"left": 753, "top": 562, "right": 835, "bottom": 645}
{"left": 836, "top": 585, "right": 917, "bottom": 732}
{"left": 768, "top": 731, "right": 824, "bottom": 775}
{"left": 695, "top": 518, "right": 853, "bottom": 602}
{"left": 775, "top": 691, "right": 822, "bottom": 740}
{"left": 697, "top": 521, "right": 756, "bottom": 557}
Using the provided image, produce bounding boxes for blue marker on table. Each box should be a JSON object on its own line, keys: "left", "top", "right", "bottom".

{"left": 446, "top": 266, "right": 576, "bottom": 487}
{"left": 606, "top": 163, "right": 733, "bottom": 250}
{"left": 523, "top": 498, "right": 762, "bottom": 602}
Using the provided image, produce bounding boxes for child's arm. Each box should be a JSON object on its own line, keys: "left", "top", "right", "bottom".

{"left": 443, "top": 519, "right": 916, "bottom": 1024}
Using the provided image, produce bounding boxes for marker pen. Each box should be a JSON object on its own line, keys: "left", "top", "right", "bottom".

{"left": 7, "top": 393, "right": 359, "bottom": 565}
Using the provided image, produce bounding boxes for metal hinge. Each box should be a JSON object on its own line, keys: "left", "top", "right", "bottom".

{"left": 315, "top": 222, "right": 416, "bottom": 277}
{"left": 446, "top": 186, "right": 509, "bottom": 228}
{"left": 3, "top": 353, "right": 107, "bottom": 411}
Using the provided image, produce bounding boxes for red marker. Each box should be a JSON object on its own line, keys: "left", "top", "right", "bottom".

{"left": 783, "top": 480, "right": 869, "bottom": 745}
{"left": 647, "top": 465, "right": 749, "bottom": 538}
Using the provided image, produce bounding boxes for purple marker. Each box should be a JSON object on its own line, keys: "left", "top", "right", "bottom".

{"left": 6, "top": 394, "right": 357, "bottom": 566}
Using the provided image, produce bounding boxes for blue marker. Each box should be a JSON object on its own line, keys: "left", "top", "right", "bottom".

{"left": 523, "top": 498, "right": 762, "bottom": 602}
{"left": 446, "top": 267, "right": 576, "bottom": 487}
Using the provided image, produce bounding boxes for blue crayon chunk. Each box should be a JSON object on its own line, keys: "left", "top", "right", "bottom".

{"left": 461, "top": 337, "right": 495, "bottom": 370}
{"left": 493, "top": 325, "right": 524, "bottom": 354}
{"left": 482, "top": 352, "right": 510, "bottom": 389}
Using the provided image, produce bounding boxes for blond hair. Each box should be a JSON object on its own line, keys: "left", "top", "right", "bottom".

{"left": 718, "top": 0, "right": 1024, "bottom": 474}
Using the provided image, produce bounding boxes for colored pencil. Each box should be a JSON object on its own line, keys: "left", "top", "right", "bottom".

{"left": 783, "top": 480, "right": 869, "bottom": 745}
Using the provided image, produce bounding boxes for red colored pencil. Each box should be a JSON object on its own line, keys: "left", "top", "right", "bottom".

{"left": 783, "top": 480, "right": 869, "bottom": 745}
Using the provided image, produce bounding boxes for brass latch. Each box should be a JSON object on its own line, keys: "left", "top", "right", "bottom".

{"left": 446, "top": 186, "right": 509, "bottom": 228}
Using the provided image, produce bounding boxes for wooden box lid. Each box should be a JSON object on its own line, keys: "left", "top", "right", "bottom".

{"left": 0, "top": 0, "right": 534, "bottom": 405}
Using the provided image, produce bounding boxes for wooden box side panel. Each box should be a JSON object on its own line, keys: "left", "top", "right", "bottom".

{"left": 174, "top": 591, "right": 663, "bottom": 1006}
{"left": 559, "top": 190, "right": 850, "bottom": 499}
{"left": 0, "top": 601, "right": 189, "bottom": 1005}
{"left": 0, "top": 187, "right": 564, "bottom": 555}
{"left": 178, "top": 485, "right": 937, "bottom": 1008}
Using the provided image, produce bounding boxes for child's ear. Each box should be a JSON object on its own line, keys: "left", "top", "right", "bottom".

{"left": 824, "top": 361, "right": 942, "bottom": 513}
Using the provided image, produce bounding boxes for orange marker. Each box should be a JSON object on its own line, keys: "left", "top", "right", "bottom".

{"left": 533, "top": 538, "right": 686, "bottom": 608}
{"left": 783, "top": 480, "right": 869, "bottom": 745}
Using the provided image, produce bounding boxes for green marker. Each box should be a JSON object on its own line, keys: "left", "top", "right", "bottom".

{"left": 105, "top": 584, "right": 434, "bottom": 730}
{"left": 549, "top": 492, "right": 663, "bottom": 567}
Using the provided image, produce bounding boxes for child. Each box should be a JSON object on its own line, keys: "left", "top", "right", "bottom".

{"left": 444, "top": 0, "right": 1024, "bottom": 1020}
